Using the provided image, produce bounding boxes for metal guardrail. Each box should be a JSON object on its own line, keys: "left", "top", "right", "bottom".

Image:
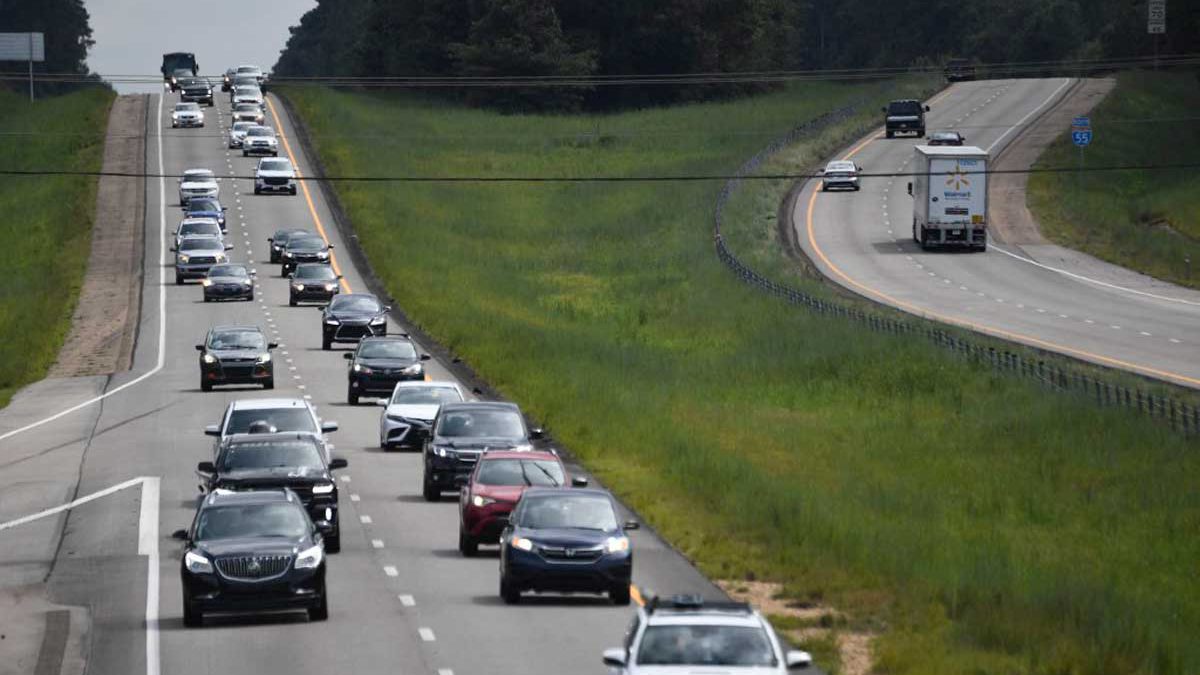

{"left": 712, "top": 103, "right": 1200, "bottom": 436}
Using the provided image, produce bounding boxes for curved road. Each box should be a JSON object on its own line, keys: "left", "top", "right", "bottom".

{"left": 1, "top": 91, "right": 725, "bottom": 675}
{"left": 795, "top": 78, "right": 1200, "bottom": 389}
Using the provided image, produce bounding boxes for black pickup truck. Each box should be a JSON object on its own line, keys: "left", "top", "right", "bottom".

{"left": 882, "top": 99, "right": 930, "bottom": 139}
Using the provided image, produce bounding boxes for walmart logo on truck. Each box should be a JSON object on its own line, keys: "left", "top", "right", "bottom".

{"left": 944, "top": 160, "right": 978, "bottom": 192}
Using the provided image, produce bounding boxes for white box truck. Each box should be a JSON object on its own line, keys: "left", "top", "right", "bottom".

{"left": 908, "top": 145, "right": 989, "bottom": 251}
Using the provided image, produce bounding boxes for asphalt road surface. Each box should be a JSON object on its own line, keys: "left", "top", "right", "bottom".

{"left": 1, "top": 91, "right": 726, "bottom": 675}
{"left": 796, "top": 78, "right": 1200, "bottom": 389}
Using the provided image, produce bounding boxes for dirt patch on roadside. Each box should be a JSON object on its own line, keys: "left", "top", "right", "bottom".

{"left": 989, "top": 78, "right": 1116, "bottom": 246}
{"left": 49, "top": 95, "right": 146, "bottom": 378}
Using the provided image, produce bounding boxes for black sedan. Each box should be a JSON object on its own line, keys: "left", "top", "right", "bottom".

{"left": 343, "top": 335, "right": 430, "bottom": 405}
{"left": 422, "top": 401, "right": 543, "bottom": 500}
{"left": 927, "top": 131, "right": 966, "bottom": 146}
{"left": 281, "top": 235, "right": 332, "bottom": 276}
{"left": 198, "top": 433, "right": 348, "bottom": 552}
{"left": 202, "top": 264, "right": 255, "bottom": 302}
{"left": 183, "top": 196, "right": 227, "bottom": 230}
{"left": 499, "top": 488, "right": 637, "bottom": 605}
{"left": 289, "top": 263, "right": 340, "bottom": 306}
{"left": 320, "top": 293, "right": 388, "bottom": 350}
{"left": 197, "top": 325, "right": 276, "bottom": 391}
{"left": 269, "top": 228, "right": 310, "bottom": 264}
{"left": 174, "top": 489, "right": 329, "bottom": 626}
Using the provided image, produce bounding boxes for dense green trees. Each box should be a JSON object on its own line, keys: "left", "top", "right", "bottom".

{"left": 0, "top": 0, "right": 94, "bottom": 78}
{"left": 274, "top": 0, "right": 1200, "bottom": 110}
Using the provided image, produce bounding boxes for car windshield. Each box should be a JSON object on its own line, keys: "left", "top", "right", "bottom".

{"left": 227, "top": 408, "right": 318, "bottom": 435}
{"left": 179, "top": 221, "right": 220, "bottom": 237}
{"left": 184, "top": 170, "right": 214, "bottom": 182}
{"left": 519, "top": 495, "right": 617, "bottom": 530}
{"left": 196, "top": 503, "right": 308, "bottom": 541}
{"left": 187, "top": 199, "right": 220, "bottom": 212}
{"left": 232, "top": 122, "right": 254, "bottom": 132}
{"left": 330, "top": 296, "right": 380, "bottom": 313}
{"left": 437, "top": 410, "right": 524, "bottom": 438}
{"left": 237, "top": 66, "right": 260, "bottom": 74}
{"left": 294, "top": 265, "right": 334, "bottom": 280}
{"left": 236, "top": 87, "right": 259, "bottom": 96}
{"left": 247, "top": 128, "right": 273, "bottom": 137}
{"left": 235, "top": 104, "right": 258, "bottom": 112}
{"left": 359, "top": 341, "right": 416, "bottom": 359}
{"left": 391, "top": 386, "right": 463, "bottom": 405}
{"left": 477, "top": 459, "right": 564, "bottom": 487}
{"left": 289, "top": 237, "right": 325, "bottom": 251}
{"left": 888, "top": 101, "right": 922, "bottom": 115}
{"left": 208, "top": 330, "right": 264, "bottom": 350}
{"left": 208, "top": 265, "right": 248, "bottom": 278}
{"left": 637, "top": 625, "right": 776, "bottom": 667}
{"left": 219, "top": 440, "right": 324, "bottom": 472}
{"left": 176, "top": 103, "right": 199, "bottom": 111}
{"left": 260, "top": 160, "right": 291, "bottom": 171}
{"left": 179, "top": 238, "right": 220, "bottom": 251}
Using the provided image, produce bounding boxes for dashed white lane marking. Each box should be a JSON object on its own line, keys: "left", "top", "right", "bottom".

{"left": 1140, "top": 331, "right": 1152, "bottom": 337}
{"left": 438, "top": 669, "right": 454, "bottom": 675}
{"left": 281, "top": 350, "right": 289, "bottom": 355}
{"left": 1058, "top": 314, "right": 1068, "bottom": 319}
{"left": 303, "top": 394, "right": 312, "bottom": 400}
{"left": 296, "top": 384, "right": 305, "bottom": 390}
{"left": 419, "top": 628, "right": 436, "bottom": 642}
{"left": 349, "top": 493, "right": 360, "bottom": 502}
{"left": 399, "top": 594, "right": 416, "bottom": 607}
{"left": 1170, "top": 338, "right": 1182, "bottom": 344}
{"left": 1111, "top": 325, "right": 1121, "bottom": 330}
{"left": 339, "top": 475, "right": 351, "bottom": 482}
{"left": 359, "top": 514, "right": 372, "bottom": 524}
{"left": 371, "top": 539, "right": 384, "bottom": 549}
{"left": 1036, "top": 308, "right": 1046, "bottom": 313}
{"left": 292, "top": 374, "right": 302, "bottom": 380}
{"left": 1085, "top": 319, "right": 1095, "bottom": 324}
{"left": 383, "top": 565, "right": 398, "bottom": 577}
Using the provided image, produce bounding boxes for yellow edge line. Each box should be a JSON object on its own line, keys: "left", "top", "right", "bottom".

{"left": 265, "top": 96, "right": 353, "bottom": 294}
{"left": 631, "top": 584, "right": 645, "bottom": 606}
{"left": 805, "top": 89, "right": 1200, "bottom": 388}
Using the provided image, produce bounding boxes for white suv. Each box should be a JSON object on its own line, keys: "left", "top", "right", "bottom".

{"left": 204, "top": 398, "right": 338, "bottom": 459}
{"left": 602, "top": 596, "right": 812, "bottom": 674}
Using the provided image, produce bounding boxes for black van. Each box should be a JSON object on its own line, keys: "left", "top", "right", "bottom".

{"left": 883, "top": 99, "right": 930, "bottom": 139}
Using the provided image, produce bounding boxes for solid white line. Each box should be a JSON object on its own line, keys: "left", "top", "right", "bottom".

{"left": 398, "top": 594, "right": 415, "bottom": 607}
{"left": 0, "top": 476, "right": 145, "bottom": 532}
{"left": 138, "top": 477, "right": 161, "bottom": 675}
{"left": 419, "top": 628, "right": 436, "bottom": 642}
{"left": 0, "top": 93, "right": 168, "bottom": 445}
{"left": 985, "top": 78, "right": 1072, "bottom": 154}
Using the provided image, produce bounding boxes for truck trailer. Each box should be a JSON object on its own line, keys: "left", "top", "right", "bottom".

{"left": 908, "top": 145, "right": 989, "bottom": 251}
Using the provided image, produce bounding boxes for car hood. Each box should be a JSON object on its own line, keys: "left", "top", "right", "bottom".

{"left": 181, "top": 181, "right": 217, "bottom": 190}
{"left": 231, "top": 129, "right": 249, "bottom": 137}
{"left": 384, "top": 403, "right": 440, "bottom": 421}
{"left": 214, "top": 467, "right": 331, "bottom": 485}
{"left": 246, "top": 135, "right": 277, "bottom": 143}
{"left": 179, "top": 248, "right": 223, "bottom": 257}
{"left": 208, "top": 348, "right": 262, "bottom": 360}
{"left": 258, "top": 170, "right": 295, "bottom": 179}
{"left": 514, "top": 527, "right": 613, "bottom": 548}
{"left": 207, "top": 275, "right": 248, "bottom": 284}
{"left": 614, "top": 667, "right": 754, "bottom": 675}
{"left": 474, "top": 484, "right": 528, "bottom": 503}
{"left": 197, "top": 536, "right": 308, "bottom": 558}
{"left": 174, "top": 110, "right": 202, "bottom": 117}
{"left": 432, "top": 437, "right": 529, "bottom": 450}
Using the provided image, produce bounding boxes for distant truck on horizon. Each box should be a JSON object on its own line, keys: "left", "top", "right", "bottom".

{"left": 162, "top": 52, "right": 198, "bottom": 91}
{"left": 908, "top": 145, "right": 989, "bottom": 251}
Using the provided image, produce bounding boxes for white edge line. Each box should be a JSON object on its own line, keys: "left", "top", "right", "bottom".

{"left": 0, "top": 476, "right": 146, "bottom": 532}
{"left": 985, "top": 77, "right": 1073, "bottom": 154}
{"left": 139, "top": 477, "right": 161, "bottom": 675}
{"left": 0, "top": 93, "right": 168, "bottom": 444}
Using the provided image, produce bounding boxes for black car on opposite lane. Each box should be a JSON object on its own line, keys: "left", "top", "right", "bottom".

{"left": 289, "top": 263, "right": 340, "bottom": 306}
{"left": 269, "top": 228, "right": 310, "bottom": 264}
{"left": 499, "top": 488, "right": 637, "bottom": 605}
{"left": 344, "top": 335, "right": 430, "bottom": 405}
{"left": 422, "top": 401, "right": 543, "bottom": 501}
{"left": 178, "top": 77, "right": 214, "bottom": 106}
{"left": 281, "top": 235, "right": 332, "bottom": 276}
{"left": 202, "top": 263, "right": 255, "bottom": 302}
{"left": 174, "top": 489, "right": 329, "bottom": 626}
{"left": 198, "top": 433, "right": 348, "bottom": 552}
{"left": 320, "top": 293, "right": 388, "bottom": 350}
{"left": 183, "top": 196, "right": 227, "bottom": 230}
{"left": 197, "top": 325, "right": 276, "bottom": 391}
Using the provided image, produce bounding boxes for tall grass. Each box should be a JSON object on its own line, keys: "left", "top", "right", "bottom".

{"left": 282, "top": 82, "right": 1200, "bottom": 675}
{"left": 0, "top": 86, "right": 113, "bottom": 407}
{"left": 1029, "top": 70, "right": 1200, "bottom": 288}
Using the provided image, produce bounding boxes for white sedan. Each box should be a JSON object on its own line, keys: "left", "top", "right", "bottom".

{"left": 171, "top": 102, "right": 205, "bottom": 128}
{"left": 178, "top": 169, "right": 219, "bottom": 205}
{"left": 820, "top": 160, "right": 862, "bottom": 191}
{"left": 378, "top": 381, "right": 467, "bottom": 450}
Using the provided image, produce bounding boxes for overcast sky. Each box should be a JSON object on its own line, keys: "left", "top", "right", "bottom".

{"left": 86, "top": 0, "right": 317, "bottom": 93}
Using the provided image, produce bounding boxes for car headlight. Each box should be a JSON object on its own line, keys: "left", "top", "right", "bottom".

{"left": 294, "top": 544, "right": 324, "bottom": 570}
{"left": 201, "top": 353, "right": 217, "bottom": 364}
{"left": 402, "top": 364, "right": 423, "bottom": 375}
{"left": 324, "top": 283, "right": 337, "bottom": 291}
{"left": 433, "top": 446, "right": 456, "bottom": 459}
{"left": 178, "top": 254, "right": 190, "bottom": 263}
{"left": 241, "top": 279, "right": 252, "bottom": 286}
{"left": 201, "top": 279, "right": 212, "bottom": 287}
{"left": 370, "top": 316, "right": 386, "bottom": 325}
{"left": 604, "top": 536, "right": 630, "bottom": 554}
{"left": 317, "top": 251, "right": 330, "bottom": 259}
{"left": 283, "top": 252, "right": 293, "bottom": 259}
{"left": 214, "top": 253, "right": 226, "bottom": 262}
{"left": 325, "top": 318, "right": 340, "bottom": 325}
{"left": 257, "top": 353, "right": 271, "bottom": 364}
{"left": 311, "top": 483, "right": 334, "bottom": 495}
{"left": 472, "top": 495, "right": 495, "bottom": 508}
{"left": 385, "top": 413, "right": 410, "bottom": 423}
{"left": 184, "top": 550, "right": 213, "bottom": 574}
{"left": 293, "top": 283, "right": 304, "bottom": 291}
{"left": 352, "top": 363, "right": 372, "bottom": 373}
{"left": 511, "top": 536, "right": 534, "bottom": 552}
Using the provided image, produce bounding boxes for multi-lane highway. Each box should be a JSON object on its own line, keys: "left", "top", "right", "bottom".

{"left": 0, "top": 90, "right": 726, "bottom": 675}
{"left": 797, "top": 78, "right": 1200, "bottom": 389}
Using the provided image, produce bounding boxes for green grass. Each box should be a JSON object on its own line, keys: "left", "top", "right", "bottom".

{"left": 0, "top": 86, "right": 113, "bottom": 407}
{"left": 282, "top": 81, "right": 1200, "bottom": 675}
{"left": 1029, "top": 70, "right": 1200, "bottom": 288}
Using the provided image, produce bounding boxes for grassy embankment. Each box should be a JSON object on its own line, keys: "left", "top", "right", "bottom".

{"left": 1029, "top": 70, "right": 1200, "bottom": 288}
{"left": 282, "top": 81, "right": 1200, "bottom": 675}
{"left": 0, "top": 86, "right": 113, "bottom": 407}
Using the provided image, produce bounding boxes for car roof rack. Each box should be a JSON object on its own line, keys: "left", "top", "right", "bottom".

{"left": 645, "top": 594, "right": 753, "bottom": 615}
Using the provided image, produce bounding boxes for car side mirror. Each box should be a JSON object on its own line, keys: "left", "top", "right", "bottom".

{"left": 342, "top": 353, "right": 353, "bottom": 360}
{"left": 571, "top": 476, "right": 589, "bottom": 488}
{"left": 320, "top": 421, "right": 339, "bottom": 433}
{"left": 924, "top": 105, "right": 931, "bottom": 112}
{"left": 624, "top": 520, "right": 640, "bottom": 531}
{"left": 222, "top": 206, "right": 229, "bottom": 211}
{"left": 169, "top": 246, "right": 177, "bottom": 252}
{"left": 907, "top": 182, "right": 913, "bottom": 196}
{"left": 249, "top": 269, "right": 257, "bottom": 276}
{"left": 328, "top": 458, "right": 348, "bottom": 470}
{"left": 197, "top": 461, "right": 216, "bottom": 474}
{"left": 225, "top": 244, "right": 234, "bottom": 250}
{"left": 383, "top": 306, "right": 391, "bottom": 312}
{"left": 602, "top": 649, "right": 627, "bottom": 668}
{"left": 375, "top": 398, "right": 389, "bottom": 406}
{"left": 267, "top": 342, "right": 278, "bottom": 349}
{"left": 195, "top": 344, "right": 204, "bottom": 351}
{"left": 818, "top": 168, "right": 825, "bottom": 174}
{"left": 529, "top": 427, "right": 545, "bottom": 440}
{"left": 204, "top": 425, "right": 221, "bottom": 437}
{"left": 786, "top": 650, "right": 813, "bottom": 669}
{"left": 880, "top": 106, "right": 887, "bottom": 113}
{"left": 420, "top": 354, "right": 431, "bottom": 361}
{"left": 267, "top": 237, "right": 273, "bottom": 242}
{"left": 171, "top": 529, "right": 189, "bottom": 541}
{"left": 327, "top": 244, "right": 335, "bottom": 249}
{"left": 336, "top": 275, "right": 344, "bottom": 280}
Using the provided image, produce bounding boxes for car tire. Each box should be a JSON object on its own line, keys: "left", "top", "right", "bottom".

{"left": 200, "top": 378, "right": 212, "bottom": 392}
{"left": 308, "top": 586, "right": 329, "bottom": 622}
{"left": 348, "top": 389, "right": 359, "bottom": 406}
{"left": 322, "top": 335, "right": 332, "bottom": 351}
{"left": 254, "top": 186, "right": 261, "bottom": 195}
{"left": 422, "top": 477, "right": 439, "bottom": 502}
{"left": 175, "top": 272, "right": 183, "bottom": 285}
{"left": 917, "top": 128, "right": 926, "bottom": 137}
{"left": 325, "top": 533, "right": 341, "bottom": 554}
{"left": 182, "top": 595, "right": 202, "bottom": 627}
{"left": 290, "top": 186, "right": 298, "bottom": 196}
{"left": 610, "top": 584, "right": 632, "bottom": 606}
{"left": 500, "top": 576, "right": 521, "bottom": 605}
{"left": 247, "top": 291, "right": 254, "bottom": 302}
{"left": 289, "top": 296, "right": 297, "bottom": 307}
{"left": 885, "top": 130, "right": 893, "bottom": 139}
{"left": 263, "top": 377, "right": 274, "bottom": 390}
{"left": 458, "top": 528, "right": 478, "bottom": 557}
{"left": 203, "top": 295, "right": 210, "bottom": 303}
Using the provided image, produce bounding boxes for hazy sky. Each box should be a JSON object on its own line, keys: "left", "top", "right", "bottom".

{"left": 86, "top": 0, "right": 317, "bottom": 93}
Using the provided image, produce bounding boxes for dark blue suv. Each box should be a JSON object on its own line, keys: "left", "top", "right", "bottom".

{"left": 499, "top": 488, "right": 638, "bottom": 605}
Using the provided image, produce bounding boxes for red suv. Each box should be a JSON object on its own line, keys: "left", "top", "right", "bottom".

{"left": 458, "top": 450, "right": 585, "bottom": 556}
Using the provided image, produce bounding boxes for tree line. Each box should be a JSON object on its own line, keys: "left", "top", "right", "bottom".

{"left": 274, "top": 0, "right": 1200, "bottom": 111}
{"left": 0, "top": 0, "right": 98, "bottom": 94}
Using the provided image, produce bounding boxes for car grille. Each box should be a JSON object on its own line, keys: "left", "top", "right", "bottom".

{"left": 538, "top": 545, "right": 603, "bottom": 562}
{"left": 188, "top": 256, "right": 217, "bottom": 265}
{"left": 334, "top": 323, "right": 374, "bottom": 340}
{"left": 264, "top": 177, "right": 290, "bottom": 186}
{"left": 216, "top": 555, "right": 292, "bottom": 580}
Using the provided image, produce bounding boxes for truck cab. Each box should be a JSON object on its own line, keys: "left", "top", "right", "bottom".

{"left": 162, "top": 52, "right": 198, "bottom": 90}
{"left": 883, "top": 99, "right": 929, "bottom": 139}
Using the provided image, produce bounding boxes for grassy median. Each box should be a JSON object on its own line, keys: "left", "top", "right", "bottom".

{"left": 1029, "top": 70, "right": 1200, "bottom": 288}
{"left": 283, "top": 82, "right": 1200, "bottom": 675}
{"left": 0, "top": 86, "right": 113, "bottom": 407}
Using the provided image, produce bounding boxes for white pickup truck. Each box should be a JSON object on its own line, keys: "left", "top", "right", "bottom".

{"left": 908, "top": 145, "right": 989, "bottom": 251}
